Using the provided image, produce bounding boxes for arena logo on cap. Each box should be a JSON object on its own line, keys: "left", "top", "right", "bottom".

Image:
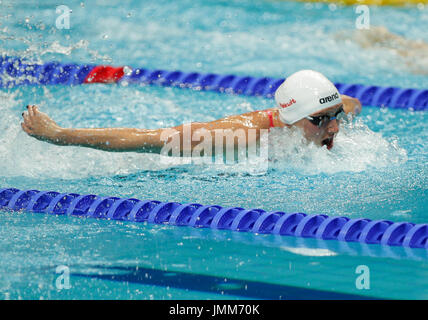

{"left": 319, "top": 93, "right": 339, "bottom": 104}
{"left": 280, "top": 98, "right": 296, "bottom": 108}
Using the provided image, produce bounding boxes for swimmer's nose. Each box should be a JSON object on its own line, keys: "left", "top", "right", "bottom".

{"left": 327, "top": 118, "right": 339, "bottom": 134}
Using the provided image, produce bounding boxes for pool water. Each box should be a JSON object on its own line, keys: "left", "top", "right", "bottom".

{"left": 0, "top": 0, "right": 427, "bottom": 299}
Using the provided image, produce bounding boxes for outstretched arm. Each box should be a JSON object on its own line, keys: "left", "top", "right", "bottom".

{"left": 21, "top": 105, "right": 269, "bottom": 154}
{"left": 21, "top": 105, "right": 165, "bottom": 153}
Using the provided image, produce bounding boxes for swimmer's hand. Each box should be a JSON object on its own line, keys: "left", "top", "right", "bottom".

{"left": 21, "top": 105, "right": 64, "bottom": 144}
{"left": 341, "top": 95, "right": 362, "bottom": 116}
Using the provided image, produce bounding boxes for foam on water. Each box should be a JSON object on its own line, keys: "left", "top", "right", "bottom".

{"left": 268, "top": 119, "right": 408, "bottom": 175}
{"left": 280, "top": 246, "right": 338, "bottom": 257}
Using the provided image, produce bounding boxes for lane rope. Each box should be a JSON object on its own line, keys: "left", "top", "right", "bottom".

{"left": 1, "top": 56, "right": 427, "bottom": 110}
{"left": 1, "top": 188, "right": 427, "bottom": 249}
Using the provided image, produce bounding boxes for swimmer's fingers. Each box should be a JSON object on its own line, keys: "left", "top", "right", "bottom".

{"left": 22, "top": 105, "right": 49, "bottom": 128}
{"left": 31, "top": 105, "right": 40, "bottom": 115}
{"left": 21, "top": 112, "right": 34, "bottom": 133}
{"left": 21, "top": 122, "right": 34, "bottom": 136}
{"left": 21, "top": 106, "right": 38, "bottom": 135}
{"left": 26, "top": 105, "right": 41, "bottom": 118}
{"left": 22, "top": 111, "right": 32, "bottom": 129}
{"left": 27, "top": 105, "right": 35, "bottom": 117}
{"left": 20, "top": 105, "right": 61, "bottom": 141}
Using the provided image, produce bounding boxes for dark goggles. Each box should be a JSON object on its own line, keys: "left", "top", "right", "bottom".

{"left": 306, "top": 105, "right": 345, "bottom": 127}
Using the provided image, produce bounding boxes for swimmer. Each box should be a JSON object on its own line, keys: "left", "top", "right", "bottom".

{"left": 337, "top": 26, "right": 428, "bottom": 75}
{"left": 21, "top": 70, "right": 362, "bottom": 155}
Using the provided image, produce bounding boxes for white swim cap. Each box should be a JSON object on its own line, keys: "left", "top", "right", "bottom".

{"left": 275, "top": 70, "right": 342, "bottom": 125}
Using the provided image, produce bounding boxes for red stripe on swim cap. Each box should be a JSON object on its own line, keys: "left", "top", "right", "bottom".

{"left": 84, "top": 66, "right": 125, "bottom": 83}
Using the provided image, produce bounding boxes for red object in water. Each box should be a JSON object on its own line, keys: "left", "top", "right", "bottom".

{"left": 84, "top": 65, "right": 124, "bottom": 83}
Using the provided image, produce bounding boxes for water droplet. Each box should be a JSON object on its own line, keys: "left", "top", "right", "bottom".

{"left": 123, "top": 65, "right": 132, "bottom": 76}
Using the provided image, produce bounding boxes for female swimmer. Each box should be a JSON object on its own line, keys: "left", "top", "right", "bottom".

{"left": 21, "top": 70, "right": 362, "bottom": 155}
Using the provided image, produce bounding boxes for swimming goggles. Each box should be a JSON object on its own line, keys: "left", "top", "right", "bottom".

{"left": 306, "top": 105, "right": 345, "bottom": 127}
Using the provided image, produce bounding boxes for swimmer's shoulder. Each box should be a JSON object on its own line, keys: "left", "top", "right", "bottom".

{"left": 250, "top": 108, "right": 284, "bottom": 129}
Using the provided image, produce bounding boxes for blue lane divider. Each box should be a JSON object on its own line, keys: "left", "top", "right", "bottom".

{"left": 1, "top": 188, "right": 427, "bottom": 249}
{"left": 1, "top": 56, "right": 427, "bottom": 110}
{"left": 0, "top": 57, "right": 94, "bottom": 87}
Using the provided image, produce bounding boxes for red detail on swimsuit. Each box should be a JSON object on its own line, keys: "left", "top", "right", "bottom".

{"left": 84, "top": 66, "right": 125, "bottom": 83}
{"left": 279, "top": 98, "right": 296, "bottom": 108}
{"left": 266, "top": 110, "right": 275, "bottom": 128}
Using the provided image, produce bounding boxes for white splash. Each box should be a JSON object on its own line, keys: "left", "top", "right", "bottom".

{"left": 280, "top": 246, "right": 338, "bottom": 257}
{"left": 268, "top": 119, "right": 408, "bottom": 175}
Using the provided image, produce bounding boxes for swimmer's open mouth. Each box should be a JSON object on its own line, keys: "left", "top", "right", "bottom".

{"left": 322, "top": 137, "right": 334, "bottom": 150}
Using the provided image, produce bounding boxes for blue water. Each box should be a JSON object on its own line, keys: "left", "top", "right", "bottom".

{"left": 0, "top": 0, "right": 427, "bottom": 299}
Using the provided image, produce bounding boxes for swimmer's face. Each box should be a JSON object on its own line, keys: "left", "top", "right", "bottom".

{"left": 293, "top": 103, "right": 342, "bottom": 150}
